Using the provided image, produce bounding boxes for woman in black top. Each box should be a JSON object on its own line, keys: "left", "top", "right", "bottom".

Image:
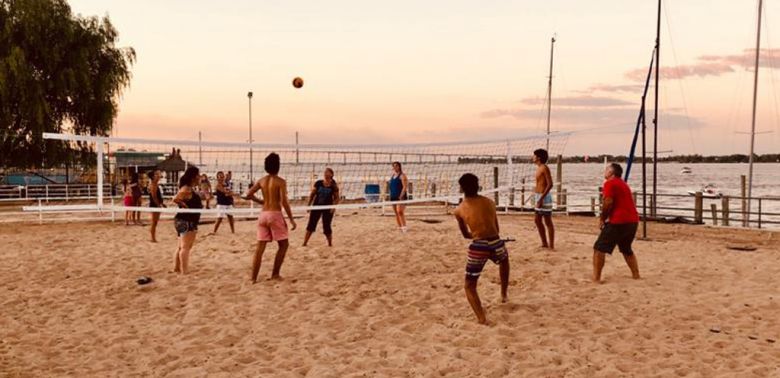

{"left": 172, "top": 166, "right": 202, "bottom": 274}
{"left": 303, "top": 168, "right": 340, "bottom": 247}
{"left": 147, "top": 169, "right": 166, "bottom": 243}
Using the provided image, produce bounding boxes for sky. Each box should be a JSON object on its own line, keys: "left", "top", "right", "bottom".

{"left": 67, "top": 0, "right": 780, "bottom": 156}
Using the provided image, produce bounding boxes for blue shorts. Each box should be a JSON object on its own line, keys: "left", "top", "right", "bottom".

{"left": 534, "top": 193, "right": 553, "bottom": 215}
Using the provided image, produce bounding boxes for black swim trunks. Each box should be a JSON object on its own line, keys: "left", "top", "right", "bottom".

{"left": 594, "top": 223, "right": 638, "bottom": 256}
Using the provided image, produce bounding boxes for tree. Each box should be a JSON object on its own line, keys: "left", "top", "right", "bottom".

{"left": 0, "top": 0, "right": 135, "bottom": 168}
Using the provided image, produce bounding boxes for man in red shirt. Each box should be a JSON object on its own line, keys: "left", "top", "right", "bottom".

{"left": 593, "top": 163, "right": 641, "bottom": 283}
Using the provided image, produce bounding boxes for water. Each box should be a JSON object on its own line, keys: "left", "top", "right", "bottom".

{"left": 560, "top": 162, "right": 780, "bottom": 227}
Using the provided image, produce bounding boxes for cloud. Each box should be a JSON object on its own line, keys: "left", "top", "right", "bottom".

{"left": 580, "top": 84, "right": 646, "bottom": 94}
{"left": 518, "top": 95, "right": 635, "bottom": 107}
{"left": 625, "top": 48, "right": 780, "bottom": 81}
{"left": 480, "top": 105, "right": 703, "bottom": 133}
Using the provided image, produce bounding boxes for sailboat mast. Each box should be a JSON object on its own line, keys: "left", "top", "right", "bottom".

{"left": 748, "top": 0, "right": 763, "bottom": 226}
{"left": 546, "top": 36, "right": 556, "bottom": 151}
{"left": 653, "top": 0, "right": 661, "bottom": 217}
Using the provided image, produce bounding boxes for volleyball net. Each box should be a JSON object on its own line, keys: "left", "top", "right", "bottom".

{"left": 21, "top": 132, "right": 570, "bottom": 218}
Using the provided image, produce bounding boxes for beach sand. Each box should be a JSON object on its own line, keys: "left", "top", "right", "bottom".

{"left": 1, "top": 213, "right": 778, "bottom": 377}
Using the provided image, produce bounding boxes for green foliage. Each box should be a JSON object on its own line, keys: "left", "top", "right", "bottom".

{"left": 0, "top": 0, "right": 135, "bottom": 168}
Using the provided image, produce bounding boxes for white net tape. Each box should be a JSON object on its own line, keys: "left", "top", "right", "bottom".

{"left": 23, "top": 132, "right": 570, "bottom": 217}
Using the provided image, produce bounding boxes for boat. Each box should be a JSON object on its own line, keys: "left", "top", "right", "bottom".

{"left": 687, "top": 184, "right": 722, "bottom": 199}
{"left": 680, "top": 166, "right": 692, "bottom": 174}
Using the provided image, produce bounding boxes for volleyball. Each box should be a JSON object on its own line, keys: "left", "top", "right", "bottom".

{"left": 292, "top": 77, "right": 304, "bottom": 88}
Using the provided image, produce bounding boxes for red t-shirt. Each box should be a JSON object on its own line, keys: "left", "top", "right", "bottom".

{"left": 603, "top": 178, "right": 639, "bottom": 224}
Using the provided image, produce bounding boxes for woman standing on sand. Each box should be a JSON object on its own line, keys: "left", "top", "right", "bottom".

{"left": 172, "top": 167, "right": 202, "bottom": 274}
{"left": 122, "top": 179, "right": 133, "bottom": 226}
{"left": 303, "top": 168, "right": 340, "bottom": 247}
{"left": 199, "top": 174, "right": 213, "bottom": 209}
{"left": 147, "top": 169, "right": 166, "bottom": 242}
{"left": 130, "top": 172, "right": 143, "bottom": 225}
{"left": 389, "top": 162, "right": 408, "bottom": 233}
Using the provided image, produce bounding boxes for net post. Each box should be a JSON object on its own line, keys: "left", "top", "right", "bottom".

{"left": 38, "top": 198, "right": 43, "bottom": 224}
{"left": 97, "top": 141, "right": 104, "bottom": 208}
{"left": 722, "top": 196, "right": 730, "bottom": 226}
{"left": 694, "top": 192, "right": 703, "bottom": 224}
{"left": 556, "top": 154, "right": 563, "bottom": 207}
{"left": 741, "top": 175, "right": 747, "bottom": 227}
{"left": 493, "top": 167, "right": 499, "bottom": 205}
{"left": 506, "top": 140, "right": 513, "bottom": 212}
{"left": 111, "top": 195, "right": 116, "bottom": 222}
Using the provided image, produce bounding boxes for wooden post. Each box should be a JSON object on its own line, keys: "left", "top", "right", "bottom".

{"left": 722, "top": 196, "right": 730, "bottom": 226}
{"left": 649, "top": 197, "right": 654, "bottom": 218}
{"left": 741, "top": 175, "right": 747, "bottom": 227}
{"left": 556, "top": 155, "right": 563, "bottom": 206}
{"left": 431, "top": 182, "right": 437, "bottom": 198}
{"left": 520, "top": 178, "right": 526, "bottom": 210}
{"left": 590, "top": 197, "right": 596, "bottom": 212}
{"left": 694, "top": 192, "right": 704, "bottom": 224}
{"left": 758, "top": 198, "right": 762, "bottom": 229}
{"left": 561, "top": 188, "right": 568, "bottom": 210}
{"left": 509, "top": 187, "right": 515, "bottom": 207}
{"left": 493, "top": 167, "right": 499, "bottom": 205}
{"left": 710, "top": 204, "right": 718, "bottom": 225}
{"left": 633, "top": 191, "right": 638, "bottom": 205}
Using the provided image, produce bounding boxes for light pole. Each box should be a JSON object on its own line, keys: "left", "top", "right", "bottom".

{"left": 247, "top": 91, "right": 253, "bottom": 186}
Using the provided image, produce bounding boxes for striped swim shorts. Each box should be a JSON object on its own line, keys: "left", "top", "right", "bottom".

{"left": 465, "top": 238, "right": 508, "bottom": 278}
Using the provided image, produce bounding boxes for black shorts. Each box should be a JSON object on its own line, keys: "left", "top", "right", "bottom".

{"left": 594, "top": 223, "right": 638, "bottom": 256}
{"left": 174, "top": 218, "right": 198, "bottom": 236}
{"left": 306, "top": 209, "right": 334, "bottom": 235}
{"left": 390, "top": 193, "right": 407, "bottom": 202}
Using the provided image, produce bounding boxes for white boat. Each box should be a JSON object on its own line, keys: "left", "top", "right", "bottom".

{"left": 687, "top": 184, "right": 722, "bottom": 199}
{"left": 680, "top": 167, "right": 692, "bottom": 174}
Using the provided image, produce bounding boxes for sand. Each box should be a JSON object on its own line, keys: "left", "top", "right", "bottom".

{"left": 1, "top": 213, "right": 779, "bottom": 377}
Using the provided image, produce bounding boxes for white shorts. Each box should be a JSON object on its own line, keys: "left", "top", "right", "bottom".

{"left": 216, "top": 204, "right": 233, "bottom": 218}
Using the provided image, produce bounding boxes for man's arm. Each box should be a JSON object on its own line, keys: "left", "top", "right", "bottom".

{"left": 281, "top": 180, "right": 297, "bottom": 230}
{"left": 600, "top": 196, "right": 614, "bottom": 228}
{"left": 542, "top": 166, "right": 554, "bottom": 196}
{"left": 241, "top": 179, "right": 264, "bottom": 204}
{"left": 455, "top": 213, "right": 472, "bottom": 239}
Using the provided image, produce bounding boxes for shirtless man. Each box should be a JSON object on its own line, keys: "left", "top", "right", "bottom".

{"left": 533, "top": 149, "right": 555, "bottom": 250}
{"left": 453, "top": 173, "right": 510, "bottom": 325}
{"left": 242, "top": 153, "right": 297, "bottom": 283}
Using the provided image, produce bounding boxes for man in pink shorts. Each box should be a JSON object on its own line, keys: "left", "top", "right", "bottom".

{"left": 243, "top": 153, "right": 297, "bottom": 283}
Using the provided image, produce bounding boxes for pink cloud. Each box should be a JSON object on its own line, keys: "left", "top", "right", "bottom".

{"left": 519, "top": 95, "right": 634, "bottom": 107}
{"left": 625, "top": 48, "right": 780, "bottom": 81}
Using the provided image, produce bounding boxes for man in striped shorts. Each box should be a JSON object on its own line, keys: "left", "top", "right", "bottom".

{"left": 453, "top": 173, "right": 510, "bottom": 325}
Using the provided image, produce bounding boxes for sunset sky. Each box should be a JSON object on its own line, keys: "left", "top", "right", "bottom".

{"left": 68, "top": 0, "right": 780, "bottom": 155}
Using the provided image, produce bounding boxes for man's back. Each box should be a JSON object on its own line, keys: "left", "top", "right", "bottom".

{"left": 604, "top": 178, "right": 639, "bottom": 224}
{"left": 259, "top": 175, "right": 286, "bottom": 211}
{"left": 455, "top": 195, "right": 499, "bottom": 240}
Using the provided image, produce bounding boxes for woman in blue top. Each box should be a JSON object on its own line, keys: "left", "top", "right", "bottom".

{"left": 303, "top": 168, "right": 340, "bottom": 247}
{"left": 389, "top": 161, "right": 408, "bottom": 233}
